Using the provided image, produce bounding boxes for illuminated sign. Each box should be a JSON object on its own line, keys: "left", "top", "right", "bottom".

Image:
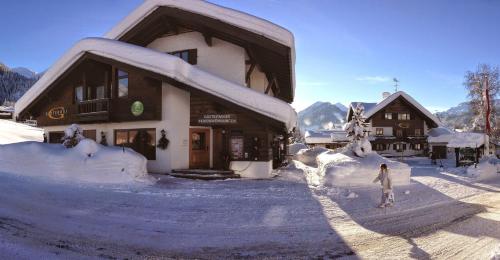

{"left": 47, "top": 107, "right": 66, "bottom": 120}
{"left": 398, "top": 122, "right": 410, "bottom": 128}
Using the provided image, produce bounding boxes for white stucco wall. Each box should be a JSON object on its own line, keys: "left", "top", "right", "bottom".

{"left": 147, "top": 31, "right": 246, "bottom": 86}
{"left": 43, "top": 82, "right": 190, "bottom": 174}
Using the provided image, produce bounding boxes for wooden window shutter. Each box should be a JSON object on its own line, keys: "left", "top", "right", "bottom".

{"left": 188, "top": 49, "right": 198, "bottom": 65}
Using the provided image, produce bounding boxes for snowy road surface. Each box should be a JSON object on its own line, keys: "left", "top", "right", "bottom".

{"left": 0, "top": 159, "right": 499, "bottom": 259}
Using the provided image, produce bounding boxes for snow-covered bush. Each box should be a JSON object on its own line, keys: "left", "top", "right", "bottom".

{"left": 62, "top": 124, "right": 85, "bottom": 148}
{"left": 344, "top": 103, "right": 372, "bottom": 157}
{"left": 467, "top": 156, "right": 500, "bottom": 181}
{"left": 317, "top": 151, "right": 411, "bottom": 187}
{"left": 0, "top": 140, "right": 150, "bottom": 184}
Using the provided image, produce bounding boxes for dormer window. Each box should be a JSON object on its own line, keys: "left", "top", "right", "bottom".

{"left": 169, "top": 49, "right": 197, "bottom": 65}
{"left": 398, "top": 113, "right": 410, "bottom": 120}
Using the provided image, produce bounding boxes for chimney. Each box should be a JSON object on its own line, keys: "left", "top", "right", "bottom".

{"left": 382, "top": 92, "right": 391, "bottom": 100}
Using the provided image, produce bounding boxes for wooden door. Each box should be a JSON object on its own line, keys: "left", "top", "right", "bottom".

{"left": 189, "top": 128, "right": 211, "bottom": 169}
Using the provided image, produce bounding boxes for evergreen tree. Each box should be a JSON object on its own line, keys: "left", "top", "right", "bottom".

{"left": 344, "top": 103, "right": 372, "bottom": 157}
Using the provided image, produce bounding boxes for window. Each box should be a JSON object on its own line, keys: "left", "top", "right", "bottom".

{"left": 75, "top": 86, "right": 83, "bottom": 103}
{"left": 396, "top": 129, "right": 403, "bottom": 137}
{"left": 118, "top": 70, "right": 128, "bottom": 98}
{"left": 376, "top": 144, "right": 385, "bottom": 151}
{"left": 415, "top": 129, "right": 422, "bottom": 136}
{"left": 385, "top": 113, "right": 392, "bottom": 120}
{"left": 393, "top": 143, "right": 401, "bottom": 151}
{"left": 191, "top": 132, "right": 206, "bottom": 150}
{"left": 169, "top": 49, "right": 197, "bottom": 65}
{"left": 230, "top": 136, "right": 244, "bottom": 160}
{"left": 376, "top": 128, "right": 384, "bottom": 136}
{"left": 414, "top": 143, "right": 421, "bottom": 150}
{"left": 398, "top": 113, "right": 410, "bottom": 120}
{"left": 114, "top": 129, "right": 156, "bottom": 160}
{"left": 403, "top": 144, "right": 407, "bottom": 150}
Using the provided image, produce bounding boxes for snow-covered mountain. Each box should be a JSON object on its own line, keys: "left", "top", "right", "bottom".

{"left": 435, "top": 100, "right": 499, "bottom": 130}
{"left": 298, "top": 101, "right": 348, "bottom": 132}
{"left": 0, "top": 62, "right": 40, "bottom": 104}
{"left": 11, "top": 67, "right": 37, "bottom": 79}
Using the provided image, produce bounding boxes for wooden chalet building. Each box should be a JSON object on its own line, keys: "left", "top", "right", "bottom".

{"left": 14, "top": 0, "right": 297, "bottom": 178}
{"left": 347, "top": 92, "right": 442, "bottom": 157}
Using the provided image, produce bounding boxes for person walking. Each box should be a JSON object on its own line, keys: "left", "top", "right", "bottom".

{"left": 373, "top": 163, "right": 394, "bottom": 208}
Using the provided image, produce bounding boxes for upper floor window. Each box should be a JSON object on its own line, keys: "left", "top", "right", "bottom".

{"left": 398, "top": 113, "right": 410, "bottom": 120}
{"left": 118, "top": 70, "right": 128, "bottom": 98}
{"left": 376, "top": 128, "right": 384, "bottom": 136}
{"left": 75, "top": 85, "right": 83, "bottom": 103}
{"left": 384, "top": 113, "right": 392, "bottom": 120}
{"left": 415, "top": 129, "right": 422, "bottom": 136}
{"left": 169, "top": 49, "right": 197, "bottom": 65}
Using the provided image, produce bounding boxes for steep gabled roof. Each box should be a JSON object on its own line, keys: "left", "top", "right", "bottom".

{"left": 105, "top": 0, "right": 294, "bottom": 48}
{"left": 104, "top": 0, "right": 296, "bottom": 102}
{"left": 15, "top": 38, "right": 297, "bottom": 130}
{"left": 347, "top": 92, "right": 442, "bottom": 127}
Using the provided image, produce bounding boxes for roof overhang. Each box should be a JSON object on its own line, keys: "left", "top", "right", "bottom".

{"left": 15, "top": 38, "right": 297, "bottom": 131}
{"left": 105, "top": 0, "right": 296, "bottom": 102}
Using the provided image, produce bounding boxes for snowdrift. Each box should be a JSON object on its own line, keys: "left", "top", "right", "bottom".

{"left": 293, "top": 146, "right": 328, "bottom": 167}
{"left": 467, "top": 156, "right": 500, "bottom": 181}
{"left": 0, "top": 119, "right": 43, "bottom": 144}
{"left": 0, "top": 139, "right": 150, "bottom": 184}
{"left": 288, "top": 143, "right": 307, "bottom": 155}
{"left": 317, "top": 151, "right": 411, "bottom": 187}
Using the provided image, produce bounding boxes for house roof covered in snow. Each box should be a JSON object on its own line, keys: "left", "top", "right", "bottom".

{"left": 304, "top": 130, "right": 349, "bottom": 144}
{"left": 14, "top": 38, "right": 297, "bottom": 130}
{"left": 447, "top": 132, "right": 487, "bottom": 148}
{"left": 105, "top": 0, "right": 296, "bottom": 102}
{"left": 427, "top": 127, "right": 454, "bottom": 143}
{"left": 347, "top": 91, "right": 442, "bottom": 128}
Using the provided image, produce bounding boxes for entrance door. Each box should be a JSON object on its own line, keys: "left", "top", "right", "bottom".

{"left": 189, "top": 128, "right": 211, "bottom": 169}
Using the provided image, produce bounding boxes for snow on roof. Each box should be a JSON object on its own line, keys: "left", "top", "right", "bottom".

{"left": 427, "top": 127, "right": 455, "bottom": 143}
{"left": 361, "top": 91, "right": 442, "bottom": 126}
{"left": 15, "top": 38, "right": 296, "bottom": 130}
{"left": 304, "top": 130, "right": 349, "bottom": 144}
{"left": 105, "top": 0, "right": 295, "bottom": 48}
{"left": 447, "top": 132, "right": 487, "bottom": 148}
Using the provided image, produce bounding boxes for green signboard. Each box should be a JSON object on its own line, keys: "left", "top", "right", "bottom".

{"left": 131, "top": 101, "right": 144, "bottom": 116}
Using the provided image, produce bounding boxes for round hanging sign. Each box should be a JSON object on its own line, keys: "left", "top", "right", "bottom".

{"left": 131, "top": 101, "right": 144, "bottom": 116}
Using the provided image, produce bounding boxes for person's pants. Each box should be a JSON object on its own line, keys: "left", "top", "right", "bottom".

{"left": 381, "top": 191, "right": 394, "bottom": 205}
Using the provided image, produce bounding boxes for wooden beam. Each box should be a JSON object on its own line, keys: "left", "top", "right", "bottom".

{"left": 162, "top": 17, "right": 178, "bottom": 35}
{"left": 245, "top": 63, "right": 256, "bottom": 87}
{"left": 203, "top": 32, "right": 213, "bottom": 47}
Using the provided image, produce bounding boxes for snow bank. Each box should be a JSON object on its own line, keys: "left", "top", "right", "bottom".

{"left": 288, "top": 143, "right": 307, "bottom": 155}
{"left": 467, "top": 156, "right": 500, "bottom": 181}
{"left": 317, "top": 151, "right": 411, "bottom": 187}
{"left": 0, "top": 119, "right": 43, "bottom": 144}
{"left": 293, "top": 146, "right": 328, "bottom": 167}
{"left": 0, "top": 139, "right": 151, "bottom": 184}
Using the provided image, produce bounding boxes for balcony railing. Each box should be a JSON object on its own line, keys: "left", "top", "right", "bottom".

{"left": 77, "top": 98, "right": 109, "bottom": 114}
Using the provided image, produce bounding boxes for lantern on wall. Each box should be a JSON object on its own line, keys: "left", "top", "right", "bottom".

{"left": 157, "top": 129, "right": 170, "bottom": 150}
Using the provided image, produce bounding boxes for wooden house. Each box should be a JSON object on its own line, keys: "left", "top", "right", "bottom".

{"left": 14, "top": 0, "right": 297, "bottom": 178}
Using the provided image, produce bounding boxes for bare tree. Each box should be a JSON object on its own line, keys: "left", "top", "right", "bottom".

{"left": 464, "top": 64, "right": 499, "bottom": 141}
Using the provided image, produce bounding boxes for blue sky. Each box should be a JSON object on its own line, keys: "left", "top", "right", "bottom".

{"left": 1, "top": 0, "right": 499, "bottom": 112}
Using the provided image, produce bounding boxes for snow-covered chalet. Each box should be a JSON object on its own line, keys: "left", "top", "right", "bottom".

{"left": 14, "top": 0, "right": 297, "bottom": 178}
{"left": 346, "top": 91, "right": 442, "bottom": 157}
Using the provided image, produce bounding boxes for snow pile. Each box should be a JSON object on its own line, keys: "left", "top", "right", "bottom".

{"left": 62, "top": 124, "right": 85, "bottom": 148}
{"left": 317, "top": 150, "right": 411, "bottom": 187}
{"left": 293, "top": 146, "right": 328, "bottom": 167}
{"left": 0, "top": 119, "right": 44, "bottom": 144}
{"left": 288, "top": 143, "right": 307, "bottom": 155}
{"left": 0, "top": 139, "right": 150, "bottom": 184}
{"left": 466, "top": 156, "right": 500, "bottom": 181}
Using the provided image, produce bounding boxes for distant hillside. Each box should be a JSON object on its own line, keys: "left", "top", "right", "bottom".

{"left": 298, "top": 101, "right": 347, "bottom": 132}
{"left": 436, "top": 100, "right": 499, "bottom": 130}
{"left": 0, "top": 63, "right": 40, "bottom": 104}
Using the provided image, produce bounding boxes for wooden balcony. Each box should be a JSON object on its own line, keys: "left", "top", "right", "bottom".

{"left": 76, "top": 98, "right": 110, "bottom": 122}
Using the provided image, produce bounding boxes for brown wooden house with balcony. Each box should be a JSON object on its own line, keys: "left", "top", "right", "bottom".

{"left": 347, "top": 91, "right": 442, "bottom": 157}
{"left": 14, "top": 0, "right": 297, "bottom": 178}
